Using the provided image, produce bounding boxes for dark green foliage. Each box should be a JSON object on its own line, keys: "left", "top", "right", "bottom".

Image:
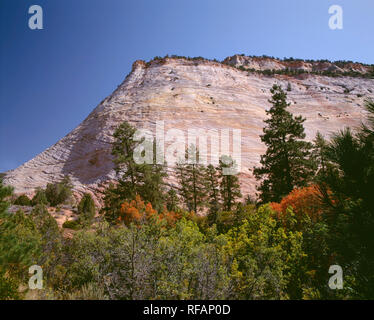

{"left": 254, "top": 85, "right": 315, "bottom": 203}
{"left": 0, "top": 269, "right": 20, "bottom": 300}
{"left": 165, "top": 188, "right": 179, "bottom": 212}
{"left": 317, "top": 100, "right": 374, "bottom": 298}
{"left": 205, "top": 164, "right": 221, "bottom": 224}
{"left": 31, "top": 205, "right": 62, "bottom": 277}
{"left": 62, "top": 220, "right": 81, "bottom": 230}
{"left": 0, "top": 209, "right": 41, "bottom": 280}
{"left": 14, "top": 194, "right": 31, "bottom": 206}
{"left": 78, "top": 193, "right": 96, "bottom": 226}
{"left": 175, "top": 145, "right": 206, "bottom": 214}
{"left": 175, "top": 162, "right": 193, "bottom": 212}
{"left": 45, "top": 176, "right": 73, "bottom": 207}
{"left": 0, "top": 182, "right": 62, "bottom": 298}
{"left": 111, "top": 121, "right": 139, "bottom": 199}
{"left": 31, "top": 188, "right": 48, "bottom": 206}
{"left": 0, "top": 180, "right": 13, "bottom": 213}
{"left": 101, "top": 183, "right": 124, "bottom": 222}
{"left": 3, "top": 96, "right": 374, "bottom": 300}
{"left": 139, "top": 151, "right": 167, "bottom": 212}
{"left": 104, "top": 121, "right": 167, "bottom": 218}
{"left": 239, "top": 63, "right": 374, "bottom": 79}
{"left": 218, "top": 156, "right": 242, "bottom": 211}
{"left": 312, "top": 131, "right": 331, "bottom": 180}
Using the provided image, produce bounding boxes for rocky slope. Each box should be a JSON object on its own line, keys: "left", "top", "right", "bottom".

{"left": 3, "top": 55, "right": 374, "bottom": 204}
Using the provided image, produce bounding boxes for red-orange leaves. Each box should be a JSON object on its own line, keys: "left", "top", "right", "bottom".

{"left": 119, "top": 195, "right": 145, "bottom": 225}
{"left": 270, "top": 185, "right": 323, "bottom": 222}
{"left": 118, "top": 195, "right": 181, "bottom": 227}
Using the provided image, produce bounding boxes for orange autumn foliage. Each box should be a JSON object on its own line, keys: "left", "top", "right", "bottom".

{"left": 118, "top": 194, "right": 181, "bottom": 227}
{"left": 270, "top": 185, "right": 323, "bottom": 222}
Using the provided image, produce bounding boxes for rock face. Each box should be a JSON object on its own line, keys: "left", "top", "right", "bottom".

{"left": 223, "top": 54, "right": 373, "bottom": 74}
{"left": 3, "top": 55, "right": 374, "bottom": 203}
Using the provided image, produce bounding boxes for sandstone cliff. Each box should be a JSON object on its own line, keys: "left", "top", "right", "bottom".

{"left": 3, "top": 55, "right": 374, "bottom": 203}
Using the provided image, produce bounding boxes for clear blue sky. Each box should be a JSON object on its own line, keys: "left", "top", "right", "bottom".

{"left": 0, "top": 0, "right": 373, "bottom": 172}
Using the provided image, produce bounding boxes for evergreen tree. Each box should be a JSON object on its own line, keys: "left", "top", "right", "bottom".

{"left": 31, "top": 204, "right": 62, "bottom": 276}
{"left": 218, "top": 155, "right": 242, "bottom": 211}
{"left": 175, "top": 162, "right": 193, "bottom": 212}
{"left": 101, "top": 183, "right": 124, "bottom": 222}
{"left": 31, "top": 188, "right": 49, "bottom": 206}
{"left": 175, "top": 145, "right": 206, "bottom": 214}
{"left": 104, "top": 121, "right": 167, "bottom": 217}
{"left": 0, "top": 180, "right": 13, "bottom": 217}
{"left": 78, "top": 193, "right": 96, "bottom": 226}
{"left": 165, "top": 188, "right": 179, "bottom": 212}
{"left": 254, "top": 84, "right": 315, "bottom": 203}
{"left": 13, "top": 194, "right": 31, "bottom": 206}
{"left": 138, "top": 139, "right": 167, "bottom": 212}
{"left": 312, "top": 131, "right": 332, "bottom": 179}
{"left": 0, "top": 182, "right": 41, "bottom": 299}
{"left": 318, "top": 100, "right": 374, "bottom": 298}
{"left": 45, "top": 176, "right": 73, "bottom": 207}
{"left": 204, "top": 164, "right": 221, "bottom": 223}
{"left": 111, "top": 121, "right": 140, "bottom": 199}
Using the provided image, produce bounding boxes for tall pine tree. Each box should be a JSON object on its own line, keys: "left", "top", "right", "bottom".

{"left": 254, "top": 84, "right": 314, "bottom": 203}
{"left": 175, "top": 145, "right": 206, "bottom": 214}
{"left": 103, "top": 121, "right": 167, "bottom": 218}
{"left": 218, "top": 155, "right": 242, "bottom": 211}
{"left": 312, "top": 131, "right": 331, "bottom": 180}
{"left": 205, "top": 164, "right": 221, "bottom": 223}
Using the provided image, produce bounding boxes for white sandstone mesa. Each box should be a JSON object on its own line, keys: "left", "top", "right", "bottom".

{"left": 3, "top": 55, "right": 374, "bottom": 205}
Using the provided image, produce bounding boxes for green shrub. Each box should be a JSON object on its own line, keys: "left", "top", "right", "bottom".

{"left": 78, "top": 193, "right": 96, "bottom": 226}
{"left": 62, "top": 219, "right": 81, "bottom": 230}
{"left": 14, "top": 194, "right": 31, "bottom": 206}
{"left": 0, "top": 271, "right": 20, "bottom": 300}
{"left": 31, "top": 188, "right": 48, "bottom": 206}
{"left": 45, "top": 176, "right": 73, "bottom": 207}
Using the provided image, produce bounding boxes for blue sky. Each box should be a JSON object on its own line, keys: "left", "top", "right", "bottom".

{"left": 0, "top": 0, "right": 373, "bottom": 172}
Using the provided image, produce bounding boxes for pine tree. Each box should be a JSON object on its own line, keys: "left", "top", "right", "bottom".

{"left": 165, "top": 188, "right": 179, "bottom": 212}
{"left": 108, "top": 121, "right": 167, "bottom": 213}
{"left": 31, "top": 188, "right": 48, "bottom": 206}
{"left": 218, "top": 155, "right": 242, "bottom": 211}
{"left": 175, "top": 162, "right": 193, "bottom": 212}
{"left": 318, "top": 100, "right": 374, "bottom": 298}
{"left": 254, "top": 84, "right": 315, "bottom": 203}
{"left": 0, "top": 180, "right": 13, "bottom": 216}
{"left": 78, "top": 193, "right": 96, "bottom": 226}
{"left": 137, "top": 139, "right": 167, "bottom": 212}
{"left": 175, "top": 145, "right": 206, "bottom": 214}
{"left": 111, "top": 121, "right": 141, "bottom": 199}
{"left": 45, "top": 176, "right": 72, "bottom": 207}
{"left": 204, "top": 164, "right": 221, "bottom": 223}
{"left": 312, "top": 131, "right": 331, "bottom": 179}
{"left": 13, "top": 194, "right": 31, "bottom": 206}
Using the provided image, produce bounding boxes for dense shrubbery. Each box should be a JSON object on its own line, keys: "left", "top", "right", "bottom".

{"left": 1, "top": 88, "right": 373, "bottom": 300}
{"left": 62, "top": 193, "right": 96, "bottom": 230}
{"left": 77, "top": 193, "right": 96, "bottom": 226}
{"left": 45, "top": 177, "right": 73, "bottom": 207}
{"left": 62, "top": 219, "right": 81, "bottom": 230}
{"left": 13, "top": 194, "right": 31, "bottom": 206}
{"left": 31, "top": 188, "right": 48, "bottom": 206}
